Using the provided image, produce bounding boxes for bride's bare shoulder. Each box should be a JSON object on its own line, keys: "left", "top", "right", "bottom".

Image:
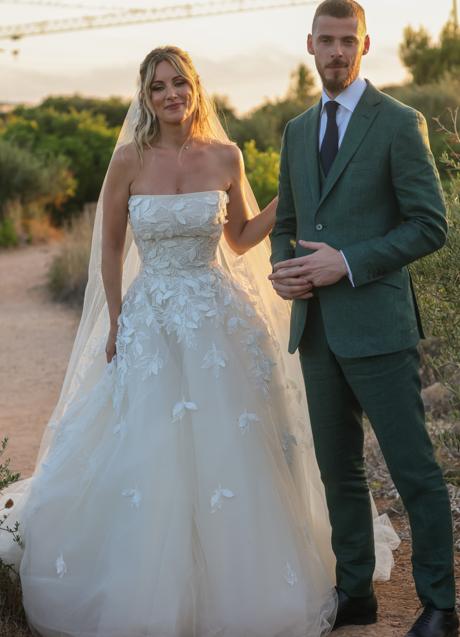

{"left": 205, "top": 139, "right": 242, "bottom": 166}
{"left": 107, "top": 142, "right": 141, "bottom": 185}
{"left": 111, "top": 141, "right": 141, "bottom": 167}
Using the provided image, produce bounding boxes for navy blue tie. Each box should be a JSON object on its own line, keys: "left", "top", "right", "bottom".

{"left": 320, "top": 101, "right": 339, "bottom": 176}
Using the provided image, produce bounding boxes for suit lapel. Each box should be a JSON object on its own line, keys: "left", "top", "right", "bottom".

{"left": 318, "top": 82, "right": 382, "bottom": 208}
{"left": 304, "top": 101, "right": 322, "bottom": 208}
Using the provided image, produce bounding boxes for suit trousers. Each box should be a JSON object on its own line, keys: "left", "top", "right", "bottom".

{"left": 298, "top": 297, "right": 455, "bottom": 609}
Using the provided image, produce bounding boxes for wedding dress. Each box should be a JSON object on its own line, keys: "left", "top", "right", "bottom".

{"left": 9, "top": 190, "right": 343, "bottom": 637}
{"left": 1, "top": 188, "right": 400, "bottom": 637}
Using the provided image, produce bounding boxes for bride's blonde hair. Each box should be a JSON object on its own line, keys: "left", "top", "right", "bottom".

{"left": 134, "top": 45, "right": 221, "bottom": 158}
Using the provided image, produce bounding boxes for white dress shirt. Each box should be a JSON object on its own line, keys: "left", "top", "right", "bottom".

{"left": 319, "top": 76, "right": 367, "bottom": 148}
{"left": 318, "top": 76, "right": 367, "bottom": 286}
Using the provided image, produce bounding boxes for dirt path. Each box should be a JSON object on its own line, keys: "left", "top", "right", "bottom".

{"left": 0, "top": 244, "right": 457, "bottom": 636}
{"left": 0, "top": 244, "right": 79, "bottom": 477}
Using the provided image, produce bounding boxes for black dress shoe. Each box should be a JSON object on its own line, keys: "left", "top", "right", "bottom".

{"left": 406, "top": 606, "right": 459, "bottom": 637}
{"left": 332, "top": 587, "right": 378, "bottom": 630}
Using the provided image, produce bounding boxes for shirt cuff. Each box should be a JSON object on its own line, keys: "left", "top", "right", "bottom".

{"left": 340, "top": 250, "right": 355, "bottom": 287}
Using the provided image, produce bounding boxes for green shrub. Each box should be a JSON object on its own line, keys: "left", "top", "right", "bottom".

{"left": 0, "top": 107, "right": 117, "bottom": 220}
{"left": 243, "top": 140, "right": 280, "bottom": 209}
{"left": 410, "top": 110, "right": 460, "bottom": 411}
{"left": 411, "top": 193, "right": 460, "bottom": 362}
{"left": 0, "top": 139, "right": 76, "bottom": 235}
{"left": 0, "top": 217, "right": 18, "bottom": 248}
{"left": 0, "top": 139, "right": 50, "bottom": 210}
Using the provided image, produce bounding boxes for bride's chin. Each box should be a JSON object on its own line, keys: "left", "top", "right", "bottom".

{"left": 161, "top": 112, "right": 191, "bottom": 126}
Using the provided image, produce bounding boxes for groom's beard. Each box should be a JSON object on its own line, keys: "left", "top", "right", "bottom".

{"left": 317, "top": 57, "right": 362, "bottom": 95}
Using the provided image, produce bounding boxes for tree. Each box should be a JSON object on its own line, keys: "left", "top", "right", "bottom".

{"left": 439, "top": 19, "right": 460, "bottom": 75}
{"left": 400, "top": 20, "right": 460, "bottom": 85}
{"left": 212, "top": 65, "right": 318, "bottom": 152}
{"left": 38, "top": 95, "right": 130, "bottom": 128}
{"left": 286, "top": 63, "right": 317, "bottom": 104}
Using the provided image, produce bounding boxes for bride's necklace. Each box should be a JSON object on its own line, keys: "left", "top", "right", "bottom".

{"left": 175, "top": 140, "right": 192, "bottom": 194}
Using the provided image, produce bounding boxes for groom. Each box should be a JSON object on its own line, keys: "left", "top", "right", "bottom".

{"left": 269, "top": 1, "right": 457, "bottom": 635}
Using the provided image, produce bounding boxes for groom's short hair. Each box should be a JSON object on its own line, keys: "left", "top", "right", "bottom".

{"left": 312, "top": 0, "right": 367, "bottom": 34}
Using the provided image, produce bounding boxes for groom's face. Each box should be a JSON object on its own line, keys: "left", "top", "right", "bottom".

{"left": 307, "top": 15, "right": 370, "bottom": 96}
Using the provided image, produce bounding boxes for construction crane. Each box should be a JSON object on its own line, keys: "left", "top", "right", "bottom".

{"left": 0, "top": 0, "right": 318, "bottom": 41}
{"left": 0, "top": 0, "right": 127, "bottom": 8}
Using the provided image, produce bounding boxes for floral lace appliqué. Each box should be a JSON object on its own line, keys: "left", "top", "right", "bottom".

{"left": 210, "top": 485, "right": 235, "bottom": 513}
{"left": 201, "top": 343, "right": 228, "bottom": 378}
{"left": 238, "top": 411, "right": 260, "bottom": 434}
{"left": 141, "top": 349, "right": 164, "bottom": 379}
{"left": 111, "top": 192, "right": 277, "bottom": 400}
{"left": 113, "top": 417, "right": 126, "bottom": 437}
{"left": 284, "top": 562, "right": 298, "bottom": 587}
{"left": 122, "top": 488, "right": 142, "bottom": 508}
{"left": 281, "top": 432, "right": 298, "bottom": 466}
{"left": 56, "top": 553, "right": 67, "bottom": 578}
{"left": 172, "top": 400, "right": 198, "bottom": 422}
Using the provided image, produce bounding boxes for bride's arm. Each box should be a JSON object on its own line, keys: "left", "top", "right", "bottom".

{"left": 223, "top": 145, "right": 278, "bottom": 255}
{"left": 101, "top": 146, "right": 135, "bottom": 361}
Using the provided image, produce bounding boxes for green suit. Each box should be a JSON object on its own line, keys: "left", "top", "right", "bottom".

{"left": 270, "top": 81, "right": 455, "bottom": 608}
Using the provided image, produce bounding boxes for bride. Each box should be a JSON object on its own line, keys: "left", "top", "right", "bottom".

{"left": 0, "top": 46, "right": 398, "bottom": 637}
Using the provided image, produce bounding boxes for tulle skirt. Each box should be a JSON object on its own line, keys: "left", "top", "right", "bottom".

{"left": 1, "top": 265, "right": 398, "bottom": 636}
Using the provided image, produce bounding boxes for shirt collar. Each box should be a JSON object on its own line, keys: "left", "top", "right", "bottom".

{"left": 321, "top": 77, "right": 367, "bottom": 114}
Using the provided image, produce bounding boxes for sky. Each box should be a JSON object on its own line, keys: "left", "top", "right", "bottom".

{"left": 0, "top": 0, "right": 454, "bottom": 113}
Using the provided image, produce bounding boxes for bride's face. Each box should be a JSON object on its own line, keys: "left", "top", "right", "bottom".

{"left": 149, "top": 60, "right": 196, "bottom": 126}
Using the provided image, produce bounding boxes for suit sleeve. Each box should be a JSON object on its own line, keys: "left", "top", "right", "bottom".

{"left": 270, "top": 122, "right": 297, "bottom": 267}
{"left": 341, "top": 109, "right": 447, "bottom": 287}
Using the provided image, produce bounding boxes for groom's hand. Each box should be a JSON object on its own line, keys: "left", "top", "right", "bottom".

{"left": 269, "top": 241, "right": 347, "bottom": 292}
{"left": 270, "top": 272, "right": 315, "bottom": 300}
{"left": 269, "top": 257, "right": 314, "bottom": 301}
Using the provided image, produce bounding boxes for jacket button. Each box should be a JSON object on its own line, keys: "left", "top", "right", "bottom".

{"left": 315, "top": 223, "right": 324, "bottom": 231}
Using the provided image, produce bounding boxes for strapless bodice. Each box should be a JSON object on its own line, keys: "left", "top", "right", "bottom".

{"left": 128, "top": 190, "right": 229, "bottom": 275}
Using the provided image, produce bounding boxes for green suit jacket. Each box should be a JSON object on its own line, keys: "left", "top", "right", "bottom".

{"left": 270, "top": 81, "right": 447, "bottom": 357}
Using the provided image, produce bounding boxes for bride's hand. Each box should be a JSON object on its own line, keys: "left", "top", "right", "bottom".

{"left": 105, "top": 326, "right": 118, "bottom": 363}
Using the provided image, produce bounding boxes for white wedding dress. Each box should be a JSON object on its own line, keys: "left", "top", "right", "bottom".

{"left": 1, "top": 190, "right": 398, "bottom": 637}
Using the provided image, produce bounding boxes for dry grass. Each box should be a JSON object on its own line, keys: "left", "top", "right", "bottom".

{"left": 0, "top": 619, "right": 32, "bottom": 637}
{"left": 25, "top": 217, "right": 62, "bottom": 245}
{"left": 0, "top": 565, "right": 31, "bottom": 637}
{"left": 47, "top": 205, "right": 94, "bottom": 306}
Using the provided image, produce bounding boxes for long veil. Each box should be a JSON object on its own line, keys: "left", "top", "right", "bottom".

{"left": 0, "top": 87, "right": 399, "bottom": 578}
